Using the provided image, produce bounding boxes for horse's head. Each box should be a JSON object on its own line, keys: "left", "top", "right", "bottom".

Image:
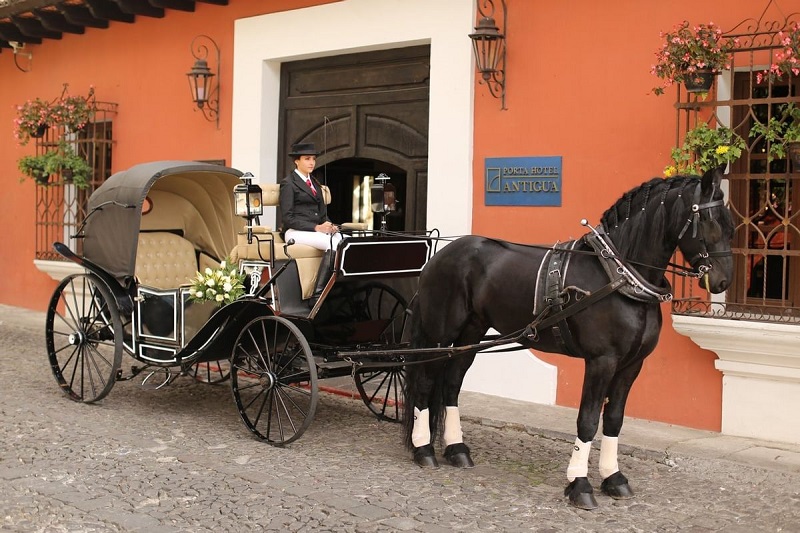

{"left": 676, "top": 167, "right": 734, "bottom": 293}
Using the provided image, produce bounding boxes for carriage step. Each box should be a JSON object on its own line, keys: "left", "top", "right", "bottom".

{"left": 315, "top": 358, "right": 352, "bottom": 370}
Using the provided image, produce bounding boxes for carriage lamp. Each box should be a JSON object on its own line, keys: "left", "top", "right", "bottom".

{"left": 468, "top": 0, "right": 507, "bottom": 110}
{"left": 234, "top": 173, "right": 263, "bottom": 244}
{"left": 187, "top": 35, "right": 220, "bottom": 129}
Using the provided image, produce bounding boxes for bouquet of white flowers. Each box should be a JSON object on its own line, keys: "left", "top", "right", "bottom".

{"left": 188, "top": 259, "right": 245, "bottom": 306}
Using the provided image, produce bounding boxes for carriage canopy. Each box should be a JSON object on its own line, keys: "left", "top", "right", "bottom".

{"left": 82, "top": 161, "right": 245, "bottom": 281}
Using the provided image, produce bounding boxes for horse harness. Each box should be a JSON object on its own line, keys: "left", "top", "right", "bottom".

{"left": 528, "top": 224, "right": 672, "bottom": 356}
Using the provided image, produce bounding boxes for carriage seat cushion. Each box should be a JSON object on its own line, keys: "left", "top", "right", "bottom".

{"left": 229, "top": 227, "right": 326, "bottom": 299}
{"left": 136, "top": 232, "right": 199, "bottom": 289}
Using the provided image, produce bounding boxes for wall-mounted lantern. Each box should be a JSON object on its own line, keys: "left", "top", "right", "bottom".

{"left": 468, "top": 0, "right": 507, "bottom": 110}
{"left": 187, "top": 35, "right": 220, "bottom": 128}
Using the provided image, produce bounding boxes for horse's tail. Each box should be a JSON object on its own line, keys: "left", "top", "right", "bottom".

{"left": 402, "top": 294, "right": 445, "bottom": 451}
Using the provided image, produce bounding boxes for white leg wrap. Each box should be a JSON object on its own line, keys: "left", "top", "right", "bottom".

{"left": 599, "top": 435, "right": 620, "bottom": 479}
{"left": 566, "top": 438, "right": 592, "bottom": 482}
{"left": 443, "top": 406, "right": 463, "bottom": 446}
{"left": 411, "top": 407, "right": 431, "bottom": 448}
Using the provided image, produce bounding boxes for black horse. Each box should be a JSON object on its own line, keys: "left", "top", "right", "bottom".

{"left": 403, "top": 168, "right": 733, "bottom": 510}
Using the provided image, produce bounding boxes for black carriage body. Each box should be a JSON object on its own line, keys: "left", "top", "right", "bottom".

{"left": 47, "top": 159, "right": 438, "bottom": 443}
{"left": 74, "top": 161, "right": 252, "bottom": 366}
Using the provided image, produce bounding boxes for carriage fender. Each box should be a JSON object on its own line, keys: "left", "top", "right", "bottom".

{"left": 52, "top": 241, "right": 134, "bottom": 316}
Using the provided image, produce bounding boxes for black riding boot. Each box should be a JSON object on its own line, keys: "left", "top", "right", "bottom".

{"left": 310, "top": 250, "right": 334, "bottom": 307}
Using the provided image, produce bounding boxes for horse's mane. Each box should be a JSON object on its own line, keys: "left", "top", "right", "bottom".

{"left": 600, "top": 175, "right": 698, "bottom": 260}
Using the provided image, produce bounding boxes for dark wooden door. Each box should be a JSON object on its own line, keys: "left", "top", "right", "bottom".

{"left": 278, "top": 45, "right": 430, "bottom": 231}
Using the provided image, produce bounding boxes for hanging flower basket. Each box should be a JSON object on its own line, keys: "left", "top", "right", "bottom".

{"left": 757, "top": 21, "right": 800, "bottom": 84}
{"left": 683, "top": 69, "right": 717, "bottom": 93}
{"left": 30, "top": 123, "right": 49, "bottom": 138}
{"left": 17, "top": 141, "right": 92, "bottom": 188}
{"left": 651, "top": 21, "right": 734, "bottom": 96}
{"left": 13, "top": 98, "right": 52, "bottom": 145}
{"left": 12, "top": 84, "right": 95, "bottom": 145}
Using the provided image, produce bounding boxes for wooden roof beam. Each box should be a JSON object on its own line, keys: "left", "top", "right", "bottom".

{"left": 0, "top": 20, "right": 42, "bottom": 44}
{"left": 113, "top": 0, "right": 164, "bottom": 18}
{"left": 58, "top": 3, "right": 111, "bottom": 29}
{"left": 10, "top": 15, "right": 61, "bottom": 39}
{"left": 34, "top": 8, "right": 85, "bottom": 34}
{"left": 149, "top": 0, "right": 196, "bottom": 12}
{"left": 84, "top": 0, "right": 135, "bottom": 23}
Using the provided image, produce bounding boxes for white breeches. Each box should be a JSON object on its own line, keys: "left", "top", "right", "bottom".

{"left": 285, "top": 229, "right": 342, "bottom": 251}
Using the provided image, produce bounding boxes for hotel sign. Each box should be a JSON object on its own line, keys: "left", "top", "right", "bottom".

{"left": 484, "top": 156, "right": 562, "bottom": 206}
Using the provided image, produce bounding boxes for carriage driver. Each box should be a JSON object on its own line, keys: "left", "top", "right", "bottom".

{"left": 279, "top": 142, "right": 342, "bottom": 304}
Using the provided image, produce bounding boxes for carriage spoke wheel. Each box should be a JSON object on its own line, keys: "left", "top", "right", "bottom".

{"left": 45, "top": 273, "right": 123, "bottom": 403}
{"left": 191, "top": 360, "right": 231, "bottom": 384}
{"left": 231, "top": 315, "right": 317, "bottom": 445}
{"left": 353, "top": 364, "right": 406, "bottom": 422}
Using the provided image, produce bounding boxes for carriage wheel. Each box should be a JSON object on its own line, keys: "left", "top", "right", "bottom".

{"left": 231, "top": 315, "right": 318, "bottom": 445}
{"left": 45, "top": 273, "right": 123, "bottom": 403}
{"left": 353, "top": 364, "right": 406, "bottom": 422}
{"left": 191, "top": 360, "right": 231, "bottom": 384}
{"left": 319, "top": 281, "right": 409, "bottom": 344}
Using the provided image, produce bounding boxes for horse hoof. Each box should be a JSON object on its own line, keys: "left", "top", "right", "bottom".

{"left": 564, "top": 478, "right": 598, "bottom": 510}
{"left": 601, "top": 471, "right": 635, "bottom": 500}
{"left": 413, "top": 444, "right": 439, "bottom": 468}
{"left": 443, "top": 443, "right": 475, "bottom": 468}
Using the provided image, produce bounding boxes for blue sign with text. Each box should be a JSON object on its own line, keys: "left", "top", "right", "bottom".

{"left": 484, "top": 156, "right": 562, "bottom": 206}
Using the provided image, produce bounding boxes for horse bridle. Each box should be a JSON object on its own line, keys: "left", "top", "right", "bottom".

{"left": 676, "top": 182, "right": 731, "bottom": 276}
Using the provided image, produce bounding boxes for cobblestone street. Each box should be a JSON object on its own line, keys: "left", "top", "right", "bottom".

{"left": 2, "top": 309, "right": 799, "bottom": 532}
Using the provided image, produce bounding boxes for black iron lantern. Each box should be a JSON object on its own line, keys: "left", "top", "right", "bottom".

{"left": 234, "top": 173, "right": 263, "bottom": 244}
{"left": 186, "top": 35, "right": 220, "bottom": 127}
{"left": 468, "top": 0, "right": 507, "bottom": 109}
{"left": 187, "top": 59, "right": 214, "bottom": 108}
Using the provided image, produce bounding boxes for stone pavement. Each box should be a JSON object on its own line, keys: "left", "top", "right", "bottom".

{"left": 1, "top": 303, "right": 800, "bottom": 531}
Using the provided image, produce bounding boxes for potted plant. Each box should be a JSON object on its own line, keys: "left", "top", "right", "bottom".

{"left": 13, "top": 98, "right": 52, "bottom": 145}
{"left": 651, "top": 20, "right": 735, "bottom": 96}
{"left": 50, "top": 87, "right": 94, "bottom": 132}
{"left": 18, "top": 141, "right": 92, "bottom": 188}
{"left": 757, "top": 21, "right": 800, "bottom": 84}
{"left": 17, "top": 153, "right": 51, "bottom": 185}
{"left": 664, "top": 122, "right": 745, "bottom": 176}
{"left": 13, "top": 85, "right": 95, "bottom": 145}
{"left": 749, "top": 102, "right": 800, "bottom": 166}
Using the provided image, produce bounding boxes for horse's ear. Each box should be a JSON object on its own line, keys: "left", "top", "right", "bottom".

{"left": 701, "top": 166, "right": 724, "bottom": 195}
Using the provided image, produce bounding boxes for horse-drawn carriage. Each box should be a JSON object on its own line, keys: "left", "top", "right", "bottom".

{"left": 46, "top": 159, "right": 734, "bottom": 509}
{"left": 45, "top": 160, "right": 434, "bottom": 445}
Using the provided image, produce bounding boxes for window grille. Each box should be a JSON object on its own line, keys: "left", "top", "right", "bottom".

{"left": 670, "top": 7, "right": 800, "bottom": 324}
{"left": 33, "top": 101, "right": 117, "bottom": 260}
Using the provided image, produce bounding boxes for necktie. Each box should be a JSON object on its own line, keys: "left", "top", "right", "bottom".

{"left": 306, "top": 177, "right": 317, "bottom": 197}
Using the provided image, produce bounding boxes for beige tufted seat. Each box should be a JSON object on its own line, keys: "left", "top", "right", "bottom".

{"left": 135, "top": 232, "right": 199, "bottom": 289}
{"left": 229, "top": 183, "right": 370, "bottom": 299}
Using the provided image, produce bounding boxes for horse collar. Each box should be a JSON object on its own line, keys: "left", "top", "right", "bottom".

{"left": 585, "top": 225, "right": 672, "bottom": 304}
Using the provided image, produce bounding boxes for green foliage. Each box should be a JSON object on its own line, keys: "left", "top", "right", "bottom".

{"left": 748, "top": 102, "right": 800, "bottom": 161}
{"left": 665, "top": 122, "right": 745, "bottom": 176}
{"left": 18, "top": 141, "right": 92, "bottom": 188}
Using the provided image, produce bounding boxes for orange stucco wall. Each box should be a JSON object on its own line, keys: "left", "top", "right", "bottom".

{"left": 0, "top": 0, "right": 331, "bottom": 309}
{"left": 470, "top": 1, "right": 761, "bottom": 431}
{"left": 0, "top": 0, "right": 766, "bottom": 432}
